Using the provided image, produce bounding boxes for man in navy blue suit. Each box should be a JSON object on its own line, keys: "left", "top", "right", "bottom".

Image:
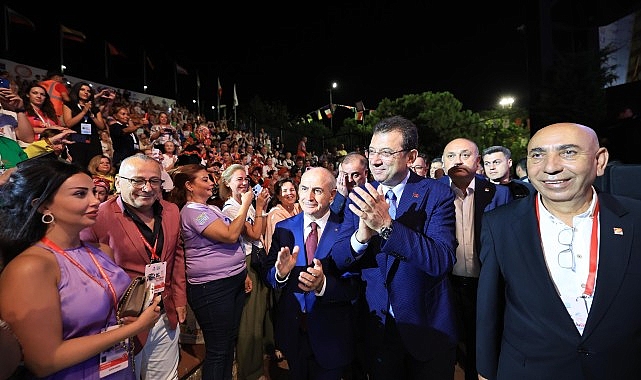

{"left": 440, "top": 138, "right": 512, "bottom": 380}
{"left": 263, "top": 167, "right": 359, "bottom": 380}
{"left": 477, "top": 123, "right": 641, "bottom": 379}
{"left": 332, "top": 116, "right": 458, "bottom": 380}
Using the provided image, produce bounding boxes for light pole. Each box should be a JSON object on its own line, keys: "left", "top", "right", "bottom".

{"left": 329, "top": 82, "right": 337, "bottom": 130}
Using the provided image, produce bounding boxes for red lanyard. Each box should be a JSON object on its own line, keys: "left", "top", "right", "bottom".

{"left": 535, "top": 197, "right": 600, "bottom": 297}
{"left": 41, "top": 237, "right": 119, "bottom": 314}
{"left": 138, "top": 231, "right": 160, "bottom": 261}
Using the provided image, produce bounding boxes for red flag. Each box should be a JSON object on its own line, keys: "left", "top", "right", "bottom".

{"left": 61, "top": 24, "right": 86, "bottom": 42}
{"left": 6, "top": 7, "right": 35, "bottom": 30}
{"left": 176, "top": 63, "right": 189, "bottom": 75}
{"left": 107, "top": 42, "right": 126, "bottom": 58}
{"left": 217, "top": 77, "right": 222, "bottom": 98}
{"left": 355, "top": 111, "right": 363, "bottom": 121}
{"left": 324, "top": 108, "right": 332, "bottom": 119}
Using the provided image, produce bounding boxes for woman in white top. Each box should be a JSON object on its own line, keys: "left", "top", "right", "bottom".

{"left": 220, "top": 164, "right": 272, "bottom": 380}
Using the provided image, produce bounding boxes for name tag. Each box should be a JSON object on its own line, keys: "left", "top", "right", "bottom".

{"left": 145, "top": 261, "right": 167, "bottom": 293}
{"left": 99, "top": 325, "right": 129, "bottom": 378}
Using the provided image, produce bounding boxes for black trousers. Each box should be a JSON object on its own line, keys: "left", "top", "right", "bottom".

{"left": 450, "top": 275, "right": 479, "bottom": 380}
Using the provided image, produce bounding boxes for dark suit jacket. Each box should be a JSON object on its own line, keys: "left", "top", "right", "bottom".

{"left": 80, "top": 196, "right": 187, "bottom": 349}
{"left": 477, "top": 192, "right": 641, "bottom": 379}
{"left": 440, "top": 174, "right": 512, "bottom": 257}
{"left": 332, "top": 172, "right": 458, "bottom": 361}
{"left": 264, "top": 211, "right": 358, "bottom": 370}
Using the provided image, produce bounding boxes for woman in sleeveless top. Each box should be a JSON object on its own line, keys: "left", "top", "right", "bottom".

{"left": 0, "top": 158, "right": 161, "bottom": 379}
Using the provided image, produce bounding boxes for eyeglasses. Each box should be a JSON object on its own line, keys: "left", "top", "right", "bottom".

{"left": 557, "top": 227, "right": 575, "bottom": 271}
{"left": 118, "top": 175, "right": 164, "bottom": 189}
{"left": 411, "top": 165, "right": 425, "bottom": 170}
{"left": 366, "top": 148, "right": 408, "bottom": 160}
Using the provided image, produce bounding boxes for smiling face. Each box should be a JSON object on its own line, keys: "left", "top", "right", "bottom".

{"left": 227, "top": 168, "right": 250, "bottom": 197}
{"left": 527, "top": 123, "right": 608, "bottom": 213}
{"left": 277, "top": 180, "right": 298, "bottom": 208}
{"left": 298, "top": 167, "right": 336, "bottom": 219}
{"left": 368, "top": 130, "right": 415, "bottom": 186}
{"left": 187, "top": 169, "right": 214, "bottom": 203}
{"left": 116, "top": 157, "right": 163, "bottom": 212}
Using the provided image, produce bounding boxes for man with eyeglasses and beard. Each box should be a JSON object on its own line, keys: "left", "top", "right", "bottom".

{"left": 476, "top": 123, "right": 641, "bottom": 379}
{"left": 332, "top": 116, "right": 458, "bottom": 380}
{"left": 81, "top": 153, "right": 187, "bottom": 380}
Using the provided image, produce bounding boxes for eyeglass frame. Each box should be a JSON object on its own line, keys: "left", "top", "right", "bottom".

{"left": 117, "top": 175, "right": 164, "bottom": 189}
{"left": 557, "top": 227, "right": 575, "bottom": 271}
{"left": 365, "top": 148, "right": 409, "bottom": 160}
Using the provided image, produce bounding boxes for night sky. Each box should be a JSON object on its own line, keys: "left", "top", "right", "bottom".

{"left": 3, "top": 2, "right": 529, "bottom": 117}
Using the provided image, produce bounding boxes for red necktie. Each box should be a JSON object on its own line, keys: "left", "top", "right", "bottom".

{"left": 305, "top": 222, "right": 318, "bottom": 265}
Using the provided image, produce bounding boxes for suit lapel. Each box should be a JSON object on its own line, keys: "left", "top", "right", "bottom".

{"left": 316, "top": 213, "right": 341, "bottom": 260}
{"left": 582, "top": 196, "right": 632, "bottom": 338}
{"left": 115, "top": 197, "right": 152, "bottom": 263}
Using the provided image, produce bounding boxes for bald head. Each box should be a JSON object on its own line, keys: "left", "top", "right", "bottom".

{"left": 526, "top": 122, "right": 608, "bottom": 217}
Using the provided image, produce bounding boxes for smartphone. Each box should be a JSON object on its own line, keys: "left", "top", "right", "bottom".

{"left": 0, "top": 78, "right": 10, "bottom": 89}
{"left": 252, "top": 184, "right": 263, "bottom": 199}
{"left": 69, "top": 134, "right": 89, "bottom": 143}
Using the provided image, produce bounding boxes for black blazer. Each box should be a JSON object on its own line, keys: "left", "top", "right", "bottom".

{"left": 477, "top": 192, "right": 641, "bottom": 379}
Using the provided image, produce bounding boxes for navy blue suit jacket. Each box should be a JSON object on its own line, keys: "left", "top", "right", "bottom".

{"left": 332, "top": 172, "right": 458, "bottom": 361}
{"left": 264, "top": 211, "right": 358, "bottom": 370}
{"left": 477, "top": 192, "right": 641, "bottom": 379}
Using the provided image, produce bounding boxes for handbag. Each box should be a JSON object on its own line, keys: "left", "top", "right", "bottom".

{"left": 250, "top": 244, "right": 267, "bottom": 273}
{"left": 117, "top": 276, "right": 154, "bottom": 319}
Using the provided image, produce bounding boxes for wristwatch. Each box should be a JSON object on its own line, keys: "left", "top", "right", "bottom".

{"left": 379, "top": 224, "right": 393, "bottom": 240}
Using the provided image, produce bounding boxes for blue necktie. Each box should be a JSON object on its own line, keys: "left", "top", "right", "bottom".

{"left": 386, "top": 190, "right": 397, "bottom": 219}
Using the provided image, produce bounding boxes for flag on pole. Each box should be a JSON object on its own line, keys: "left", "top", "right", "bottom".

{"left": 317, "top": 110, "right": 322, "bottom": 120}
{"left": 324, "top": 108, "right": 332, "bottom": 118}
{"left": 233, "top": 84, "right": 238, "bottom": 107}
{"left": 6, "top": 7, "right": 35, "bottom": 30}
{"left": 146, "top": 55, "right": 155, "bottom": 71}
{"left": 61, "top": 24, "right": 86, "bottom": 42}
{"left": 217, "top": 77, "right": 223, "bottom": 98}
{"left": 355, "top": 111, "right": 363, "bottom": 121}
{"left": 106, "top": 41, "right": 126, "bottom": 58}
{"left": 176, "top": 63, "right": 189, "bottom": 75}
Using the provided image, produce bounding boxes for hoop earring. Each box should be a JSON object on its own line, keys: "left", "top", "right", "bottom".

{"left": 41, "top": 212, "right": 55, "bottom": 224}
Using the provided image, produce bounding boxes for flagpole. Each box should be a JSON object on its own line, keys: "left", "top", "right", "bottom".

{"left": 173, "top": 61, "right": 178, "bottom": 101}
{"left": 3, "top": 6, "right": 9, "bottom": 53}
{"left": 217, "top": 77, "right": 221, "bottom": 122}
{"left": 233, "top": 83, "right": 237, "bottom": 129}
{"left": 59, "top": 25, "right": 64, "bottom": 73}
{"left": 196, "top": 69, "right": 201, "bottom": 115}
{"left": 143, "top": 50, "right": 147, "bottom": 93}
{"left": 104, "top": 41, "right": 109, "bottom": 79}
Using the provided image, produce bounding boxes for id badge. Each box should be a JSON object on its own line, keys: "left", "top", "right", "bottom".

{"left": 145, "top": 261, "right": 167, "bottom": 293}
{"left": 80, "top": 123, "right": 92, "bottom": 135}
{"left": 99, "top": 325, "right": 129, "bottom": 378}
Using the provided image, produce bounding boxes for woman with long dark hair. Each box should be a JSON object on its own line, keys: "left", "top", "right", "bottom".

{"left": 62, "top": 82, "right": 106, "bottom": 169}
{"left": 0, "top": 158, "right": 160, "bottom": 379}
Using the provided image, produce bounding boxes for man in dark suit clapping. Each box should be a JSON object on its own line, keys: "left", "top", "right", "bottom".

{"left": 332, "top": 116, "right": 458, "bottom": 380}
{"left": 263, "top": 167, "right": 359, "bottom": 380}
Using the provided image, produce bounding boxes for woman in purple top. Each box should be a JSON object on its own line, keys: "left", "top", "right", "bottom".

{"left": 167, "top": 164, "right": 253, "bottom": 380}
{"left": 0, "top": 158, "right": 161, "bottom": 379}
